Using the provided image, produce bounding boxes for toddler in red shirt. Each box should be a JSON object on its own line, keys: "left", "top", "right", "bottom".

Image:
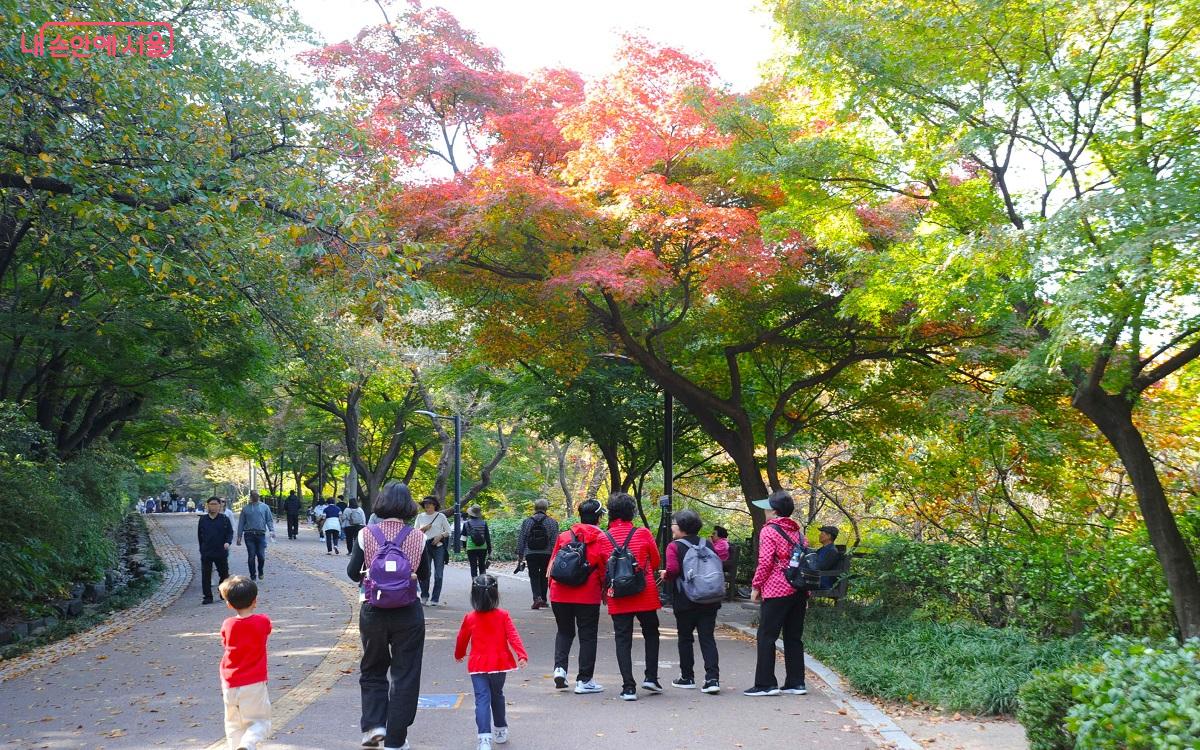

{"left": 455, "top": 574, "right": 528, "bottom": 750}
{"left": 218, "top": 576, "right": 272, "bottom": 750}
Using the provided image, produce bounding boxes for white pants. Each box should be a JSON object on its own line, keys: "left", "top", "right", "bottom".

{"left": 222, "top": 681, "right": 271, "bottom": 750}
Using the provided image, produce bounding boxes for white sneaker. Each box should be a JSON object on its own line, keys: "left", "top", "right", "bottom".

{"left": 361, "top": 728, "right": 386, "bottom": 748}
{"left": 477, "top": 734, "right": 493, "bottom": 750}
{"left": 574, "top": 680, "right": 604, "bottom": 694}
{"left": 553, "top": 667, "right": 568, "bottom": 690}
{"left": 494, "top": 727, "right": 508, "bottom": 744}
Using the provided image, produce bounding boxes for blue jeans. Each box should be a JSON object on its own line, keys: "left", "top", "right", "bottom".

{"left": 418, "top": 542, "right": 446, "bottom": 602}
{"left": 243, "top": 533, "right": 267, "bottom": 578}
{"left": 470, "top": 672, "right": 507, "bottom": 734}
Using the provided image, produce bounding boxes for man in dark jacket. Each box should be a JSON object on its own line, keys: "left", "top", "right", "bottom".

{"left": 516, "top": 498, "right": 560, "bottom": 609}
{"left": 283, "top": 490, "right": 301, "bottom": 540}
{"left": 197, "top": 497, "right": 234, "bottom": 604}
{"left": 810, "top": 526, "right": 843, "bottom": 590}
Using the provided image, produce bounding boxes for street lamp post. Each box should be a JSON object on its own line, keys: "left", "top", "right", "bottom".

{"left": 310, "top": 442, "right": 323, "bottom": 506}
{"left": 415, "top": 410, "right": 462, "bottom": 553}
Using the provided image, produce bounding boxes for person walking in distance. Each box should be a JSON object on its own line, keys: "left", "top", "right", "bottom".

{"left": 218, "top": 576, "right": 272, "bottom": 750}
{"left": 462, "top": 505, "right": 492, "bottom": 578}
{"left": 516, "top": 498, "right": 559, "bottom": 610}
{"left": 198, "top": 497, "right": 234, "bottom": 605}
{"left": 341, "top": 499, "right": 367, "bottom": 555}
{"left": 455, "top": 574, "right": 528, "bottom": 750}
{"left": 415, "top": 496, "right": 452, "bottom": 607}
{"left": 346, "top": 481, "right": 429, "bottom": 750}
{"left": 322, "top": 498, "right": 343, "bottom": 556}
{"left": 236, "top": 491, "right": 276, "bottom": 582}
{"left": 283, "top": 490, "right": 301, "bottom": 540}
{"left": 601, "top": 492, "right": 663, "bottom": 701}
{"left": 663, "top": 509, "right": 724, "bottom": 694}
{"left": 547, "top": 499, "right": 609, "bottom": 695}
{"left": 744, "top": 490, "right": 809, "bottom": 697}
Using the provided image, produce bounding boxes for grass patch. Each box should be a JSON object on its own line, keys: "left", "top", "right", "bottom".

{"left": 803, "top": 602, "right": 1104, "bottom": 715}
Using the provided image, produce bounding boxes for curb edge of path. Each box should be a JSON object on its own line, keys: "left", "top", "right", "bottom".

{"left": 723, "top": 622, "right": 921, "bottom": 750}
{"left": 0, "top": 514, "right": 192, "bottom": 683}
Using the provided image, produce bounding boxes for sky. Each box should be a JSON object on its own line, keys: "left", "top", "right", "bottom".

{"left": 289, "top": 0, "right": 782, "bottom": 92}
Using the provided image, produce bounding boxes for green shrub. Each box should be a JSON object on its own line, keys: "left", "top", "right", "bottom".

{"left": 1067, "top": 639, "right": 1200, "bottom": 750}
{"left": 1018, "top": 666, "right": 1085, "bottom": 750}
{"left": 804, "top": 603, "right": 1103, "bottom": 715}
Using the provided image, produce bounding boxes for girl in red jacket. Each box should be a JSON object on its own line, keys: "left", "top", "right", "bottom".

{"left": 455, "top": 575, "right": 528, "bottom": 750}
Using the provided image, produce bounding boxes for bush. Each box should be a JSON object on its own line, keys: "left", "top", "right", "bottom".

{"left": 1068, "top": 639, "right": 1200, "bottom": 750}
{"left": 1018, "top": 667, "right": 1084, "bottom": 750}
{"left": 803, "top": 602, "right": 1103, "bottom": 715}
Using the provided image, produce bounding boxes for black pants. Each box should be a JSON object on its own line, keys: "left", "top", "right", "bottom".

{"left": 467, "top": 549, "right": 489, "bottom": 578}
{"left": 675, "top": 606, "right": 720, "bottom": 682}
{"left": 612, "top": 610, "right": 660, "bottom": 691}
{"left": 754, "top": 593, "right": 807, "bottom": 689}
{"left": 325, "top": 528, "right": 341, "bottom": 553}
{"left": 200, "top": 553, "right": 229, "bottom": 601}
{"left": 359, "top": 602, "right": 424, "bottom": 748}
{"left": 526, "top": 553, "right": 550, "bottom": 603}
{"left": 343, "top": 525, "right": 363, "bottom": 554}
{"left": 551, "top": 602, "right": 600, "bottom": 682}
{"left": 286, "top": 513, "right": 299, "bottom": 539}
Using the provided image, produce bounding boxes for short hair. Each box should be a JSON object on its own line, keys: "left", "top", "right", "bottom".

{"left": 470, "top": 574, "right": 500, "bottom": 612}
{"left": 672, "top": 509, "right": 702, "bottom": 535}
{"left": 219, "top": 576, "right": 257, "bottom": 610}
{"left": 349, "top": 499, "right": 359, "bottom": 509}
{"left": 713, "top": 525, "right": 729, "bottom": 539}
{"left": 607, "top": 492, "right": 636, "bottom": 522}
{"left": 578, "top": 500, "right": 604, "bottom": 524}
{"left": 206, "top": 497, "right": 220, "bottom": 506}
{"left": 768, "top": 490, "right": 795, "bottom": 517}
{"left": 374, "top": 481, "right": 419, "bottom": 521}
{"left": 249, "top": 490, "right": 260, "bottom": 502}
{"left": 533, "top": 498, "right": 549, "bottom": 512}
{"left": 819, "top": 525, "right": 840, "bottom": 541}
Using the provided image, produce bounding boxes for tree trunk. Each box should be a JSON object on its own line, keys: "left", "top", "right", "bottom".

{"left": 1073, "top": 386, "right": 1200, "bottom": 639}
{"left": 553, "top": 439, "right": 574, "bottom": 511}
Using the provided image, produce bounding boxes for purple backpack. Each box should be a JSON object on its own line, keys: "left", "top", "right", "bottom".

{"left": 363, "top": 525, "right": 418, "bottom": 608}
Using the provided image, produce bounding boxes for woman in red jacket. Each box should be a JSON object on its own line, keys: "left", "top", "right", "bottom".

{"left": 602, "top": 492, "right": 662, "bottom": 701}
{"left": 547, "top": 499, "right": 610, "bottom": 694}
{"left": 455, "top": 575, "right": 528, "bottom": 750}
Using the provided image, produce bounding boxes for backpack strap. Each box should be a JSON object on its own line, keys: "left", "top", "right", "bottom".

{"left": 603, "top": 530, "right": 617, "bottom": 548}
{"left": 367, "top": 524, "right": 387, "bottom": 547}
{"left": 769, "top": 524, "right": 800, "bottom": 560}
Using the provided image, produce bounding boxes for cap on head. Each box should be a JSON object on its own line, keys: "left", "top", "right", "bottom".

{"left": 468, "top": 505, "right": 482, "bottom": 518}
{"left": 751, "top": 490, "right": 795, "bottom": 517}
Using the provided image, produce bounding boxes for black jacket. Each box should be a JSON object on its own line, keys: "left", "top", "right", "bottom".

{"left": 283, "top": 495, "right": 301, "bottom": 515}
{"left": 198, "top": 513, "right": 234, "bottom": 557}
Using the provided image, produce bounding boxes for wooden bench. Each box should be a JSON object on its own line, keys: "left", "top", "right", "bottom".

{"left": 810, "top": 547, "right": 853, "bottom": 602}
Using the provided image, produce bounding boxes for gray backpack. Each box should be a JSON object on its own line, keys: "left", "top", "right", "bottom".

{"left": 677, "top": 538, "right": 726, "bottom": 604}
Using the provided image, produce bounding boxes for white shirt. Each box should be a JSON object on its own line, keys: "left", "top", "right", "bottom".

{"left": 415, "top": 511, "right": 452, "bottom": 544}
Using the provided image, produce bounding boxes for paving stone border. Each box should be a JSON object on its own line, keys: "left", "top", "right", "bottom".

{"left": 202, "top": 541, "right": 363, "bottom": 750}
{"left": 0, "top": 514, "right": 192, "bottom": 683}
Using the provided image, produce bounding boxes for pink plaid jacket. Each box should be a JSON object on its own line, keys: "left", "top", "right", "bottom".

{"left": 752, "top": 517, "right": 807, "bottom": 599}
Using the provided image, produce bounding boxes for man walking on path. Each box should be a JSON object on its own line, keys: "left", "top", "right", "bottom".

{"left": 516, "top": 498, "right": 559, "bottom": 609}
{"left": 237, "top": 491, "right": 276, "bottom": 581}
{"left": 198, "top": 497, "right": 234, "bottom": 604}
{"left": 283, "top": 490, "right": 301, "bottom": 540}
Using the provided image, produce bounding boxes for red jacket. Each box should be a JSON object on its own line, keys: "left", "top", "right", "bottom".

{"left": 454, "top": 609, "right": 528, "bottom": 674}
{"left": 220, "top": 613, "right": 272, "bottom": 688}
{"left": 753, "top": 516, "right": 806, "bottom": 600}
{"left": 547, "top": 523, "right": 611, "bottom": 605}
{"left": 601, "top": 519, "right": 661, "bottom": 615}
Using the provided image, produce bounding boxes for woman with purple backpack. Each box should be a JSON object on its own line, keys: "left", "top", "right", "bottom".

{"left": 346, "top": 481, "right": 429, "bottom": 750}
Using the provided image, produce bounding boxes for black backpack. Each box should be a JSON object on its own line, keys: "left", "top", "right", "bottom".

{"left": 527, "top": 515, "right": 551, "bottom": 552}
{"left": 770, "top": 525, "right": 822, "bottom": 592}
{"left": 549, "top": 530, "right": 592, "bottom": 586}
{"left": 604, "top": 528, "right": 646, "bottom": 598}
{"left": 469, "top": 520, "right": 486, "bottom": 547}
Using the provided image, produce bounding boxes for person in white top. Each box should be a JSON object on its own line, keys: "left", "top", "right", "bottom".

{"left": 415, "top": 496, "right": 453, "bottom": 606}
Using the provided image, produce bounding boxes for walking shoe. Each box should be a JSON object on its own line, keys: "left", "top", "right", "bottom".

{"left": 421, "top": 596, "right": 430, "bottom": 605}
{"left": 335, "top": 547, "right": 340, "bottom": 554}
{"left": 642, "top": 679, "right": 663, "bottom": 694}
{"left": 477, "top": 734, "right": 493, "bottom": 750}
{"left": 428, "top": 599, "right": 441, "bottom": 607}
{"left": 574, "top": 680, "right": 604, "bottom": 694}
{"left": 531, "top": 600, "right": 540, "bottom": 610}
{"left": 201, "top": 598, "right": 214, "bottom": 605}
{"left": 494, "top": 726, "right": 509, "bottom": 744}
{"left": 553, "top": 667, "right": 568, "bottom": 690}
{"left": 326, "top": 551, "right": 332, "bottom": 555}
{"left": 620, "top": 687, "right": 638, "bottom": 701}
{"left": 361, "top": 728, "right": 386, "bottom": 747}
{"left": 671, "top": 677, "right": 696, "bottom": 689}
{"left": 743, "top": 686, "right": 781, "bottom": 697}
{"left": 780, "top": 684, "right": 808, "bottom": 695}
{"left": 702, "top": 679, "right": 721, "bottom": 694}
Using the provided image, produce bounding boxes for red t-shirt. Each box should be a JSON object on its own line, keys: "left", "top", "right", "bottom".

{"left": 220, "top": 613, "right": 272, "bottom": 688}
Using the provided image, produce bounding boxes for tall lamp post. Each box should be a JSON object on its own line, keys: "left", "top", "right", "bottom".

{"left": 415, "top": 410, "right": 462, "bottom": 553}
{"left": 658, "top": 390, "right": 674, "bottom": 559}
{"left": 310, "top": 442, "right": 323, "bottom": 506}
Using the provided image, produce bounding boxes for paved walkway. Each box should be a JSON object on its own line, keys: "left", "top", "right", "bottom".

{"left": 0, "top": 515, "right": 879, "bottom": 750}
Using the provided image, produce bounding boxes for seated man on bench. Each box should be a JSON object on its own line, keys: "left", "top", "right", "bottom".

{"left": 810, "top": 526, "right": 843, "bottom": 590}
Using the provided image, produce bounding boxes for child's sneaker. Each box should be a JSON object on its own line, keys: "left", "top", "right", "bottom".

{"left": 553, "top": 667, "right": 568, "bottom": 690}
{"left": 494, "top": 726, "right": 509, "bottom": 744}
{"left": 477, "top": 734, "right": 494, "bottom": 750}
{"left": 574, "top": 680, "right": 604, "bottom": 694}
{"left": 361, "top": 728, "right": 386, "bottom": 747}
